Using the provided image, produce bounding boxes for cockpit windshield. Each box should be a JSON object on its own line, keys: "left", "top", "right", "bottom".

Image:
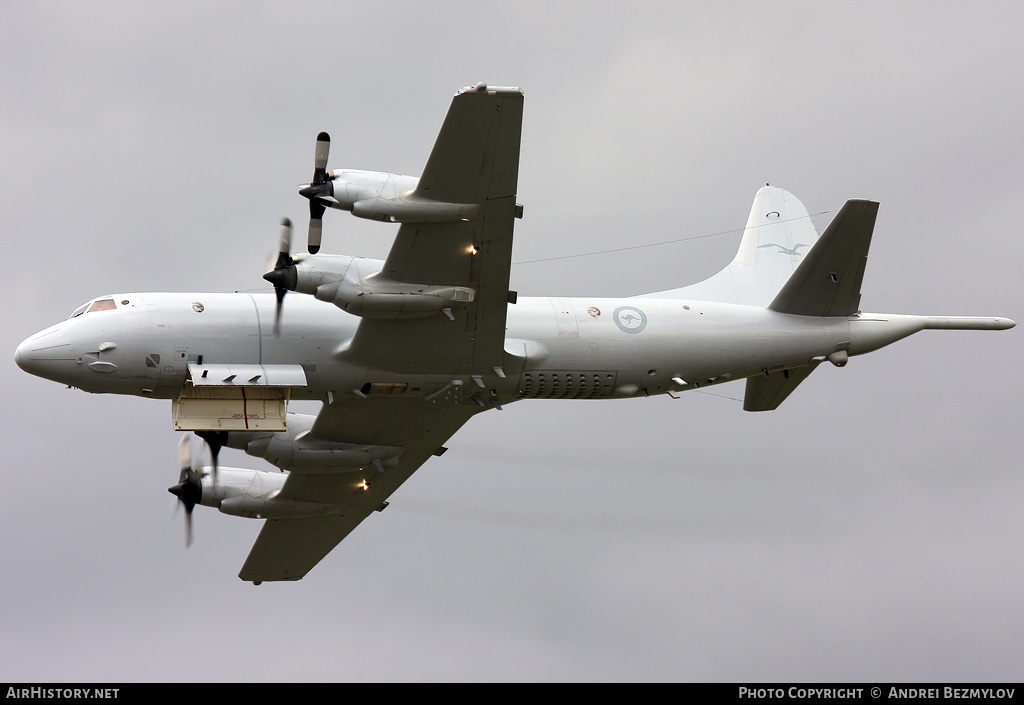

{"left": 68, "top": 298, "right": 117, "bottom": 319}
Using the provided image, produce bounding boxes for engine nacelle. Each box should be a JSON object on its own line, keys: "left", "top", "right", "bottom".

{"left": 217, "top": 493, "right": 342, "bottom": 519}
{"left": 246, "top": 434, "right": 402, "bottom": 473}
{"left": 196, "top": 467, "right": 276, "bottom": 517}
{"left": 198, "top": 467, "right": 279, "bottom": 509}
{"left": 197, "top": 467, "right": 345, "bottom": 519}
{"left": 320, "top": 170, "right": 479, "bottom": 223}
{"left": 350, "top": 194, "right": 479, "bottom": 223}
{"left": 316, "top": 279, "right": 475, "bottom": 319}
{"left": 289, "top": 253, "right": 476, "bottom": 319}
{"left": 223, "top": 413, "right": 403, "bottom": 473}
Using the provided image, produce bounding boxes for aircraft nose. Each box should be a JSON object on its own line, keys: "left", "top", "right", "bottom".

{"left": 15, "top": 324, "right": 75, "bottom": 381}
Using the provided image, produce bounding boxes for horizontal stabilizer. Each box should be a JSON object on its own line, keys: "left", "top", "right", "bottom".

{"left": 743, "top": 363, "right": 820, "bottom": 412}
{"left": 769, "top": 199, "right": 878, "bottom": 317}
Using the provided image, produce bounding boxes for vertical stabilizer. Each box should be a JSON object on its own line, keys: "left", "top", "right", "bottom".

{"left": 655, "top": 186, "right": 820, "bottom": 305}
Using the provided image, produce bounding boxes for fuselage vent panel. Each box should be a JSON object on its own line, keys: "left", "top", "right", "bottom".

{"left": 517, "top": 370, "right": 617, "bottom": 400}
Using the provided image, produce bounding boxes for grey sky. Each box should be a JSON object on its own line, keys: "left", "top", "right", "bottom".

{"left": 2, "top": 1, "right": 1021, "bottom": 682}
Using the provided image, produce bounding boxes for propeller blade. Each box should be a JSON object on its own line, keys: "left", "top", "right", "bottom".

{"left": 262, "top": 218, "right": 295, "bottom": 335}
{"left": 299, "top": 132, "right": 332, "bottom": 254}
{"left": 184, "top": 504, "right": 194, "bottom": 548}
{"left": 169, "top": 436, "right": 203, "bottom": 548}
{"left": 177, "top": 434, "right": 192, "bottom": 477}
{"left": 313, "top": 131, "right": 330, "bottom": 181}
{"left": 307, "top": 202, "right": 324, "bottom": 254}
{"left": 273, "top": 286, "right": 286, "bottom": 335}
{"left": 195, "top": 430, "right": 228, "bottom": 484}
{"left": 275, "top": 216, "right": 292, "bottom": 268}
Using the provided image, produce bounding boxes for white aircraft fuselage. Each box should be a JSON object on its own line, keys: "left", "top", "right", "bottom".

{"left": 16, "top": 288, "right": 1008, "bottom": 403}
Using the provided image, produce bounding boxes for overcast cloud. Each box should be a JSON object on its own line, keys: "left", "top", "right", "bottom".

{"left": 2, "top": 1, "right": 1021, "bottom": 682}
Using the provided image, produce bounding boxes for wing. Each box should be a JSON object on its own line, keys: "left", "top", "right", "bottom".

{"left": 237, "top": 86, "right": 524, "bottom": 583}
{"left": 345, "top": 85, "right": 524, "bottom": 374}
{"left": 238, "top": 398, "right": 479, "bottom": 583}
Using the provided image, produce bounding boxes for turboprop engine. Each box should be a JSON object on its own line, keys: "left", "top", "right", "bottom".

{"left": 265, "top": 246, "right": 475, "bottom": 320}
{"left": 297, "top": 132, "right": 479, "bottom": 254}
{"left": 307, "top": 169, "right": 480, "bottom": 224}
{"left": 168, "top": 437, "right": 342, "bottom": 546}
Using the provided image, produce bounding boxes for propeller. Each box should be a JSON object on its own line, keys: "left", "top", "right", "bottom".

{"left": 262, "top": 217, "right": 296, "bottom": 336}
{"left": 168, "top": 435, "right": 204, "bottom": 547}
{"left": 298, "top": 131, "right": 332, "bottom": 254}
{"left": 195, "top": 430, "right": 228, "bottom": 483}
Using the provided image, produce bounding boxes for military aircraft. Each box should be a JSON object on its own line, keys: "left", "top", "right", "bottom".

{"left": 14, "top": 83, "right": 1015, "bottom": 583}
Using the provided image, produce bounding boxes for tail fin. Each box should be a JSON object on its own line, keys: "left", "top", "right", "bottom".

{"left": 659, "top": 186, "right": 820, "bottom": 305}
{"left": 769, "top": 199, "right": 878, "bottom": 317}
{"left": 743, "top": 196, "right": 877, "bottom": 411}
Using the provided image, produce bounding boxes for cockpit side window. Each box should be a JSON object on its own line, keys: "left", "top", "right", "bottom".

{"left": 69, "top": 298, "right": 117, "bottom": 319}
{"left": 87, "top": 299, "right": 117, "bottom": 313}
